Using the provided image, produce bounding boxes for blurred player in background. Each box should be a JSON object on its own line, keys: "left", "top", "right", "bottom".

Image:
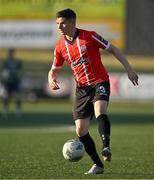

{"left": 1, "top": 49, "right": 22, "bottom": 118}
{"left": 48, "top": 9, "right": 138, "bottom": 175}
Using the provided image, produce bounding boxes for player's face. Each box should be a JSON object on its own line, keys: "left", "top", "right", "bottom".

{"left": 56, "top": 17, "right": 75, "bottom": 36}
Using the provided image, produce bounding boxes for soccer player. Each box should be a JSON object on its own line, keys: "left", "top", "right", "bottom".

{"left": 1, "top": 49, "right": 22, "bottom": 117}
{"left": 48, "top": 9, "right": 138, "bottom": 174}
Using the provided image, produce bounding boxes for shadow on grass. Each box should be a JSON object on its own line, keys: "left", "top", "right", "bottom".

{"left": 0, "top": 112, "right": 154, "bottom": 128}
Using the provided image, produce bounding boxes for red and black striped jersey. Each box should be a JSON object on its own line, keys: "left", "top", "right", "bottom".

{"left": 52, "top": 28, "right": 110, "bottom": 87}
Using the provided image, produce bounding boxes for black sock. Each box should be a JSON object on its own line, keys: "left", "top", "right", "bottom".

{"left": 79, "top": 133, "right": 103, "bottom": 167}
{"left": 97, "top": 114, "right": 111, "bottom": 148}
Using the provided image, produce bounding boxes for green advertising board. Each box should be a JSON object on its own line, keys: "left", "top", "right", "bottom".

{"left": 0, "top": 0, "right": 125, "bottom": 21}
{"left": 0, "top": 0, "right": 126, "bottom": 49}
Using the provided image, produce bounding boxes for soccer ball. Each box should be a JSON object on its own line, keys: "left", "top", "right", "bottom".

{"left": 62, "top": 139, "right": 85, "bottom": 162}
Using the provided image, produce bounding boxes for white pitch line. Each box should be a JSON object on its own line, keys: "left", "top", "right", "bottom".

{"left": 0, "top": 125, "right": 75, "bottom": 134}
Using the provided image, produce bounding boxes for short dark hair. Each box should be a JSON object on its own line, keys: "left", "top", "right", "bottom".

{"left": 56, "top": 8, "right": 76, "bottom": 20}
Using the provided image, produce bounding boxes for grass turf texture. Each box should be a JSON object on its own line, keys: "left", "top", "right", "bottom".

{"left": 0, "top": 100, "right": 154, "bottom": 179}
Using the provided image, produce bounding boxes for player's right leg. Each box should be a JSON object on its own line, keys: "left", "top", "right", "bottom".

{"left": 73, "top": 86, "right": 104, "bottom": 174}
{"left": 75, "top": 118, "right": 104, "bottom": 174}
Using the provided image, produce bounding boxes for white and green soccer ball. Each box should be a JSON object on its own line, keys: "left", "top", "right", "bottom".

{"left": 62, "top": 139, "right": 85, "bottom": 162}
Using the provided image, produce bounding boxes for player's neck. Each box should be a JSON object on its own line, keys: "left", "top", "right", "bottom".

{"left": 65, "top": 28, "right": 77, "bottom": 42}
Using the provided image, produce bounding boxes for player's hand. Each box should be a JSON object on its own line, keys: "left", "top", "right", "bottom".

{"left": 48, "top": 68, "right": 61, "bottom": 90}
{"left": 48, "top": 70, "right": 60, "bottom": 90}
{"left": 128, "top": 70, "right": 139, "bottom": 86}
{"left": 48, "top": 79, "right": 60, "bottom": 90}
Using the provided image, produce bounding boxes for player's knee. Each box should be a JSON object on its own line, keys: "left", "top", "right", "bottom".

{"left": 75, "top": 125, "right": 88, "bottom": 137}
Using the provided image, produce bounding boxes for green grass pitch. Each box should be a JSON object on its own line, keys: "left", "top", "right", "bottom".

{"left": 0, "top": 100, "right": 154, "bottom": 179}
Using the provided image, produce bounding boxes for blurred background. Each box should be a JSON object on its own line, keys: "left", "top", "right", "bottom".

{"left": 0, "top": 0, "right": 154, "bottom": 128}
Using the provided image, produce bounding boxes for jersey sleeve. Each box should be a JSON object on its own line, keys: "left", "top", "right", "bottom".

{"left": 91, "top": 31, "right": 110, "bottom": 50}
{"left": 51, "top": 46, "right": 64, "bottom": 70}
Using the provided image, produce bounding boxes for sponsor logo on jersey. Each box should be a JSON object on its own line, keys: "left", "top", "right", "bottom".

{"left": 72, "top": 58, "right": 88, "bottom": 67}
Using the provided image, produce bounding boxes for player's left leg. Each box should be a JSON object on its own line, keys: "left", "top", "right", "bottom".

{"left": 94, "top": 100, "right": 112, "bottom": 161}
{"left": 93, "top": 81, "right": 112, "bottom": 162}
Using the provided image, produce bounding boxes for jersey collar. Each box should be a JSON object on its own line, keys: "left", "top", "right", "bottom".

{"left": 65, "top": 28, "right": 79, "bottom": 44}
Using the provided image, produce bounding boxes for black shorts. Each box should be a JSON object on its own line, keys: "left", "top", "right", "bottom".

{"left": 73, "top": 81, "right": 110, "bottom": 120}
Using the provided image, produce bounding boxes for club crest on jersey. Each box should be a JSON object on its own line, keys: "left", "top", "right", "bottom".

{"left": 80, "top": 45, "right": 87, "bottom": 53}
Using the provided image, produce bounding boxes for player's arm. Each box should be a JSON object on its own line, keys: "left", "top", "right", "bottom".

{"left": 107, "top": 44, "right": 139, "bottom": 86}
{"left": 48, "top": 45, "right": 64, "bottom": 90}
{"left": 48, "top": 67, "right": 61, "bottom": 90}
